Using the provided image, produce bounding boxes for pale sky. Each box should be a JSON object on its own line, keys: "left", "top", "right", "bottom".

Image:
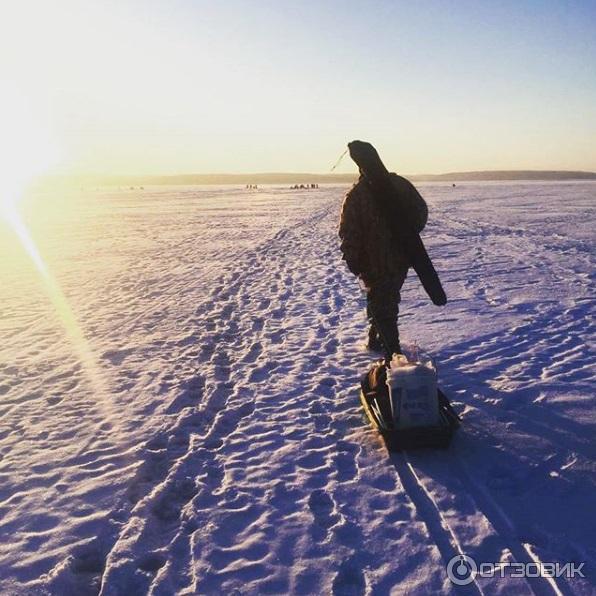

{"left": 1, "top": 0, "right": 595, "bottom": 176}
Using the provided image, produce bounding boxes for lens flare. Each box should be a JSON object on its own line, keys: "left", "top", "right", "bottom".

{"left": 4, "top": 207, "right": 108, "bottom": 397}
{"left": 1, "top": 87, "right": 109, "bottom": 402}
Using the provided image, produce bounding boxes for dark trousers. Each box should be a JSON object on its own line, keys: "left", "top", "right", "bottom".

{"left": 366, "top": 278, "right": 404, "bottom": 357}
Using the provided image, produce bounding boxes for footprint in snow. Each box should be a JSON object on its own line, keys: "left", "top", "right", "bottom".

{"left": 308, "top": 489, "right": 338, "bottom": 531}
{"left": 332, "top": 557, "right": 367, "bottom": 596}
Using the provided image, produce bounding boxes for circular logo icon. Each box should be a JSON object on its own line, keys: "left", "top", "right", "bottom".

{"left": 447, "top": 554, "right": 478, "bottom": 585}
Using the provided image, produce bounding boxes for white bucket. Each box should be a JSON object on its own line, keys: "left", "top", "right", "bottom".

{"left": 386, "top": 353, "right": 439, "bottom": 429}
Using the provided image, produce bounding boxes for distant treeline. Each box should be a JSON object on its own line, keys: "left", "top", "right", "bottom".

{"left": 415, "top": 170, "right": 596, "bottom": 182}
{"left": 41, "top": 170, "right": 596, "bottom": 188}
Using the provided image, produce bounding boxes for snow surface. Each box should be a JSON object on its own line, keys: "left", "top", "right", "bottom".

{"left": 0, "top": 182, "right": 594, "bottom": 595}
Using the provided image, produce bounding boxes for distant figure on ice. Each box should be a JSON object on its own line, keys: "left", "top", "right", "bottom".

{"left": 339, "top": 141, "right": 447, "bottom": 356}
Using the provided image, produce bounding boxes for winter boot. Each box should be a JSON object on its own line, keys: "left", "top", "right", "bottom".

{"left": 375, "top": 318, "right": 402, "bottom": 359}
{"left": 367, "top": 327, "right": 384, "bottom": 352}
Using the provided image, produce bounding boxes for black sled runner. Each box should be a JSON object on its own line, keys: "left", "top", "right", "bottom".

{"left": 360, "top": 361, "right": 460, "bottom": 451}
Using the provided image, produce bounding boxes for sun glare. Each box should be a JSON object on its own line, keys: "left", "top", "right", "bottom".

{"left": 0, "top": 89, "right": 60, "bottom": 215}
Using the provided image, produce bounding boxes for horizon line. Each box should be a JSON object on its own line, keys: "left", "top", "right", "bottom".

{"left": 40, "top": 169, "right": 596, "bottom": 185}
{"left": 45, "top": 168, "right": 596, "bottom": 177}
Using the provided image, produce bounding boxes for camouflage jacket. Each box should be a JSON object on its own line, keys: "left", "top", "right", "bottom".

{"left": 338, "top": 173, "right": 428, "bottom": 286}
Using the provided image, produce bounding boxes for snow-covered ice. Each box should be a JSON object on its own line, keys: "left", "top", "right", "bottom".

{"left": 0, "top": 182, "right": 594, "bottom": 595}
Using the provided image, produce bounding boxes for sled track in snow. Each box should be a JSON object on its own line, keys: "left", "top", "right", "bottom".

{"left": 390, "top": 453, "right": 484, "bottom": 596}
{"left": 400, "top": 450, "right": 574, "bottom": 596}
{"left": 451, "top": 457, "right": 571, "bottom": 596}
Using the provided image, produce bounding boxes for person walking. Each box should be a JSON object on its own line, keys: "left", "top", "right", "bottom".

{"left": 339, "top": 141, "right": 446, "bottom": 357}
